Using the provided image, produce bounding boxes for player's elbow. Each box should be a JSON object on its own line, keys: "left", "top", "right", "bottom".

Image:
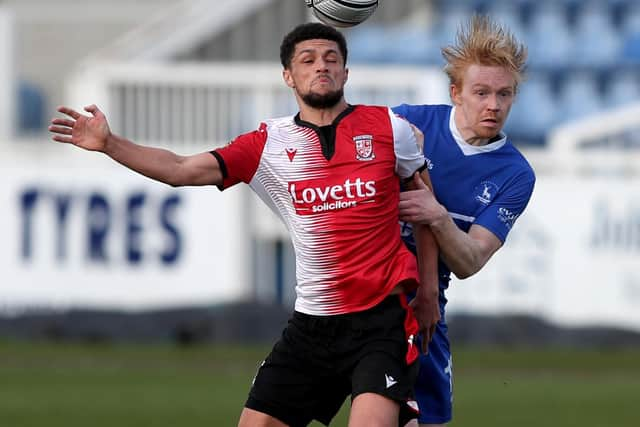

{"left": 453, "top": 268, "right": 475, "bottom": 280}
{"left": 450, "top": 261, "right": 482, "bottom": 280}
{"left": 164, "top": 171, "right": 188, "bottom": 187}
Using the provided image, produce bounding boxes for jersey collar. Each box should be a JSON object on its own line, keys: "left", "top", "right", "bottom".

{"left": 449, "top": 106, "right": 507, "bottom": 156}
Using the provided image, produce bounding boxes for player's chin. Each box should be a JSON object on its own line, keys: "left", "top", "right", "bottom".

{"left": 477, "top": 124, "right": 502, "bottom": 139}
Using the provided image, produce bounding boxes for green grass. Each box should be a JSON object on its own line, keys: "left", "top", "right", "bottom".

{"left": 0, "top": 340, "right": 638, "bottom": 426}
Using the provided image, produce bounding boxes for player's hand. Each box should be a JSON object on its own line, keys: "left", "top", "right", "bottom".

{"left": 49, "top": 105, "right": 111, "bottom": 152}
{"left": 410, "top": 286, "right": 440, "bottom": 354}
{"left": 399, "top": 173, "right": 445, "bottom": 225}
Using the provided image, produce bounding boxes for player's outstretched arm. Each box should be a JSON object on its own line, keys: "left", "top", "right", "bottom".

{"left": 399, "top": 175, "right": 502, "bottom": 279}
{"left": 407, "top": 170, "right": 440, "bottom": 353}
{"left": 49, "top": 105, "right": 223, "bottom": 187}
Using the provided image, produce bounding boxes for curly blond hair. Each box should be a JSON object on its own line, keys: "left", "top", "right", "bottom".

{"left": 442, "top": 15, "right": 527, "bottom": 91}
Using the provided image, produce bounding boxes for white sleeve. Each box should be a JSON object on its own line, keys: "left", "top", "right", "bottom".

{"left": 388, "top": 108, "right": 426, "bottom": 180}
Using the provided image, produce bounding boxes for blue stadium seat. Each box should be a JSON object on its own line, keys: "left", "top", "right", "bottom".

{"left": 621, "top": 1, "right": 640, "bottom": 37}
{"left": 391, "top": 27, "right": 442, "bottom": 65}
{"left": 347, "top": 27, "right": 393, "bottom": 63}
{"left": 571, "top": 0, "right": 622, "bottom": 67}
{"left": 505, "top": 72, "right": 558, "bottom": 143}
{"left": 621, "top": 32, "right": 640, "bottom": 64}
{"left": 524, "top": 3, "right": 573, "bottom": 68}
{"left": 431, "top": 2, "right": 475, "bottom": 47}
{"left": 557, "top": 71, "right": 604, "bottom": 121}
{"left": 603, "top": 69, "right": 640, "bottom": 108}
{"left": 482, "top": 0, "right": 526, "bottom": 35}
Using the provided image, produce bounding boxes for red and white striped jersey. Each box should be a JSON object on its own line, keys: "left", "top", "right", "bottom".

{"left": 213, "top": 105, "right": 426, "bottom": 315}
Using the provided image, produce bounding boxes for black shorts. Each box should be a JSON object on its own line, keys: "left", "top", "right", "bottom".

{"left": 245, "top": 294, "right": 420, "bottom": 427}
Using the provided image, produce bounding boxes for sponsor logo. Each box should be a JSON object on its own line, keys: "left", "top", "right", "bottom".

{"left": 425, "top": 157, "right": 434, "bottom": 170}
{"left": 385, "top": 374, "right": 397, "bottom": 388}
{"left": 285, "top": 148, "right": 297, "bottom": 162}
{"left": 353, "top": 135, "right": 375, "bottom": 161}
{"left": 288, "top": 177, "right": 376, "bottom": 214}
{"left": 474, "top": 181, "right": 499, "bottom": 205}
{"left": 498, "top": 207, "right": 520, "bottom": 229}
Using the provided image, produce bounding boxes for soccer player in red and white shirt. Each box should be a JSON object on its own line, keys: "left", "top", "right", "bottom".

{"left": 50, "top": 23, "right": 439, "bottom": 427}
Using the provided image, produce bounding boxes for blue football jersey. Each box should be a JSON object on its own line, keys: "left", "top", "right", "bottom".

{"left": 393, "top": 104, "right": 536, "bottom": 289}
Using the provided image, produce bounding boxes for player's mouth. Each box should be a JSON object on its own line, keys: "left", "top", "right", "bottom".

{"left": 314, "top": 75, "right": 333, "bottom": 84}
{"left": 480, "top": 118, "right": 500, "bottom": 127}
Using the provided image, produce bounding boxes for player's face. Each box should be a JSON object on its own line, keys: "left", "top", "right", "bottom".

{"left": 283, "top": 39, "right": 348, "bottom": 109}
{"left": 451, "top": 64, "right": 516, "bottom": 144}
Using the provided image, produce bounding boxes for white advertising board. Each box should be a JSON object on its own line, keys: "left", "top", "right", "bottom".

{"left": 0, "top": 148, "right": 252, "bottom": 312}
{"left": 447, "top": 175, "right": 640, "bottom": 331}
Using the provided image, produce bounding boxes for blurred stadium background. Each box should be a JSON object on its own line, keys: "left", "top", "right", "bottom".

{"left": 1, "top": 0, "right": 639, "bottom": 426}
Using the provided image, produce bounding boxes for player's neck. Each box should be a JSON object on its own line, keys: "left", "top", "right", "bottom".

{"left": 453, "top": 108, "right": 492, "bottom": 146}
{"left": 465, "top": 136, "right": 491, "bottom": 146}
{"left": 298, "top": 99, "right": 349, "bottom": 126}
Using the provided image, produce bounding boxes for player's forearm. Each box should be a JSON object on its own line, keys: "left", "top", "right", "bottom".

{"left": 429, "top": 215, "right": 487, "bottom": 279}
{"left": 413, "top": 223, "right": 439, "bottom": 298}
{"left": 104, "top": 134, "right": 189, "bottom": 186}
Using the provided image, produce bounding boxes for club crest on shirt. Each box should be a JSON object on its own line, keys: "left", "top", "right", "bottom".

{"left": 353, "top": 135, "right": 375, "bottom": 161}
{"left": 474, "top": 180, "right": 499, "bottom": 205}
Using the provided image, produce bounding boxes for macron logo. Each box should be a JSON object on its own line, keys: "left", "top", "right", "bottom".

{"left": 285, "top": 148, "right": 297, "bottom": 162}
{"left": 385, "top": 374, "right": 397, "bottom": 389}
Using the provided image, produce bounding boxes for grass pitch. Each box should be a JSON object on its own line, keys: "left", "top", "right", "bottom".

{"left": 0, "top": 340, "right": 638, "bottom": 426}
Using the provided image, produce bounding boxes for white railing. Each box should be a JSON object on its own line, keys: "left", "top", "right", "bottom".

{"left": 66, "top": 61, "right": 450, "bottom": 150}
{"left": 547, "top": 102, "right": 640, "bottom": 176}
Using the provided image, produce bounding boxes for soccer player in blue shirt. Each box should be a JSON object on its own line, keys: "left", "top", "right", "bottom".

{"left": 393, "top": 15, "right": 536, "bottom": 427}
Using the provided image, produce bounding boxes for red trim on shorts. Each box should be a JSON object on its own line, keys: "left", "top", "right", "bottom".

{"left": 398, "top": 293, "right": 419, "bottom": 364}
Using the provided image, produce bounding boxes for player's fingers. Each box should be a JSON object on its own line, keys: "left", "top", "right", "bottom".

{"left": 51, "top": 118, "right": 75, "bottom": 127}
{"left": 413, "top": 172, "right": 421, "bottom": 185}
{"left": 84, "top": 104, "right": 103, "bottom": 118}
{"left": 421, "top": 332, "right": 430, "bottom": 354}
{"left": 414, "top": 172, "right": 430, "bottom": 191}
{"left": 52, "top": 135, "right": 74, "bottom": 144}
{"left": 48, "top": 125, "right": 72, "bottom": 135}
{"left": 57, "top": 106, "right": 81, "bottom": 119}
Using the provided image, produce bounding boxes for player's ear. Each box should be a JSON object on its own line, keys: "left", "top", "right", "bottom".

{"left": 282, "top": 68, "right": 295, "bottom": 88}
{"left": 343, "top": 67, "right": 349, "bottom": 85}
{"left": 450, "top": 84, "right": 462, "bottom": 105}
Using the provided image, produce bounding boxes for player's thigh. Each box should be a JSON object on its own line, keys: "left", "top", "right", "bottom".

{"left": 349, "top": 392, "right": 399, "bottom": 427}
{"left": 238, "top": 408, "right": 289, "bottom": 427}
{"left": 246, "top": 316, "right": 349, "bottom": 426}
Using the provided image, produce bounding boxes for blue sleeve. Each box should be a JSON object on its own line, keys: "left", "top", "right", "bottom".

{"left": 392, "top": 104, "right": 410, "bottom": 118}
{"left": 474, "top": 169, "right": 536, "bottom": 242}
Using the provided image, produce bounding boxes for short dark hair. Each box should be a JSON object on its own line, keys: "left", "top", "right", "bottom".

{"left": 280, "top": 23, "right": 348, "bottom": 69}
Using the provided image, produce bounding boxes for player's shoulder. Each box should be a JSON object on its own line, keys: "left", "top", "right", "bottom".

{"left": 351, "top": 104, "right": 392, "bottom": 117}
{"left": 502, "top": 139, "right": 537, "bottom": 183}
{"left": 230, "top": 116, "right": 295, "bottom": 146}
{"left": 392, "top": 103, "right": 451, "bottom": 125}
{"left": 262, "top": 115, "right": 297, "bottom": 129}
